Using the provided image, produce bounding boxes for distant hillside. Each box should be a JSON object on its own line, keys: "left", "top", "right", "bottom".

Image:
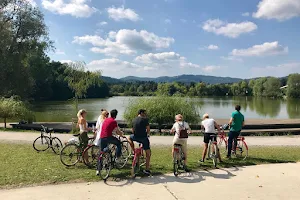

{"left": 119, "top": 74, "right": 242, "bottom": 84}
{"left": 101, "top": 76, "right": 123, "bottom": 83}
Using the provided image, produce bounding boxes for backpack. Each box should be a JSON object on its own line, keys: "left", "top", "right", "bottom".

{"left": 178, "top": 122, "right": 188, "bottom": 138}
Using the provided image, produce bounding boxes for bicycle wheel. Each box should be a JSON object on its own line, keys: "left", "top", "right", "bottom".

{"left": 98, "top": 152, "right": 112, "bottom": 181}
{"left": 60, "top": 144, "right": 81, "bottom": 167}
{"left": 83, "top": 145, "right": 99, "bottom": 168}
{"left": 236, "top": 140, "right": 248, "bottom": 160}
{"left": 173, "top": 152, "right": 179, "bottom": 177}
{"left": 210, "top": 143, "right": 217, "bottom": 168}
{"left": 51, "top": 137, "right": 63, "bottom": 155}
{"left": 218, "top": 137, "right": 228, "bottom": 154}
{"left": 115, "top": 141, "right": 130, "bottom": 169}
{"left": 131, "top": 155, "right": 140, "bottom": 178}
{"left": 33, "top": 136, "right": 50, "bottom": 152}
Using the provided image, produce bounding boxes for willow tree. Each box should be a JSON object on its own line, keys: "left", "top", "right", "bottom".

{"left": 64, "top": 61, "right": 101, "bottom": 113}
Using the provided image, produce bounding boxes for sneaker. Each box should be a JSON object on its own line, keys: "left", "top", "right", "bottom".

{"left": 143, "top": 170, "right": 151, "bottom": 176}
{"left": 226, "top": 155, "right": 231, "bottom": 159}
{"left": 198, "top": 159, "right": 204, "bottom": 163}
{"left": 96, "top": 170, "right": 99, "bottom": 176}
{"left": 183, "top": 165, "right": 190, "bottom": 172}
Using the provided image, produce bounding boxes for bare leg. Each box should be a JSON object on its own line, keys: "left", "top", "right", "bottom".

{"left": 128, "top": 137, "right": 135, "bottom": 154}
{"left": 202, "top": 143, "right": 208, "bottom": 161}
{"left": 145, "top": 149, "right": 151, "bottom": 170}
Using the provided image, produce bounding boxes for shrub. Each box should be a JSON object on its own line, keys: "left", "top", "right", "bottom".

{"left": 124, "top": 96, "right": 200, "bottom": 131}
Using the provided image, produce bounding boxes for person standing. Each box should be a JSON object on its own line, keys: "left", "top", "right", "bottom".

{"left": 128, "top": 109, "right": 151, "bottom": 175}
{"left": 227, "top": 105, "right": 245, "bottom": 158}
{"left": 94, "top": 109, "right": 109, "bottom": 146}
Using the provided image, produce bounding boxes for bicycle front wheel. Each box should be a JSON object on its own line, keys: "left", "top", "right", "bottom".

{"left": 51, "top": 137, "right": 63, "bottom": 155}
{"left": 33, "top": 136, "right": 50, "bottom": 152}
{"left": 236, "top": 140, "right": 248, "bottom": 160}
{"left": 83, "top": 145, "right": 99, "bottom": 168}
{"left": 173, "top": 152, "right": 179, "bottom": 177}
{"left": 60, "top": 144, "right": 80, "bottom": 167}
{"left": 98, "top": 152, "right": 112, "bottom": 181}
{"left": 115, "top": 141, "right": 130, "bottom": 169}
{"left": 218, "top": 137, "right": 228, "bottom": 154}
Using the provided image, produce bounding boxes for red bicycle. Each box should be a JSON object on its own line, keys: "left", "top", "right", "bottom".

{"left": 131, "top": 143, "right": 146, "bottom": 178}
{"left": 217, "top": 126, "right": 248, "bottom": 160}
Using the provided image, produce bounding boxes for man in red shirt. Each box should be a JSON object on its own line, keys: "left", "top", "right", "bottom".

{"left": 100, "top": 109, "right": 124, "bottom": 157}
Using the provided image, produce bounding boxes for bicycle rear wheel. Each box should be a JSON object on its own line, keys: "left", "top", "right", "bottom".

{"left": 33, "top": 136, "right": 50, "bottom": 152}
{"left": 209, "top": 142, "right": 218, "bottom": 168}
{"left": 83, "top": 145, "right": 99, "bottom": 168}
{"left": 98, "top": 152, "right": 112, "bottom": 181}
{"left": 236, "top": 140, "right": 248, "bottom": 160}
{"left": 51, "top": 137, "right": 63, "bottom": 155}
{"left": 131, "top": 156, "right": 140, "bottom": 178}
{"left": 60, "top": 144, "right": 80, "bottom": 167}
{"left": 173, "top": 152, "right": 179, "bottom": 177}
{"left": 218, "top": 137, "right": 228, "bottom": 154}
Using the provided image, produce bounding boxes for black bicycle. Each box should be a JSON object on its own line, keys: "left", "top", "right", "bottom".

{"left": 33, "top": 125, "right": 63, "bottom": 155}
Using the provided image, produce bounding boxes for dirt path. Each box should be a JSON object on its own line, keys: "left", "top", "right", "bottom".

{"left": 1, "top": 131, "right": 300, "bottom": 146}
{"left": 1, "top": 163, "right": 299, "bottom": 200}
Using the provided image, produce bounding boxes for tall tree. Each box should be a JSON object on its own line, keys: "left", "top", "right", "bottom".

{"left": 287, "top": 74, "right": 300, "bottom": 98}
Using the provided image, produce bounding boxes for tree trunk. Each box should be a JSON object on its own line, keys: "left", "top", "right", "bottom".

{"left": 4, "top": 118, "right": 6, "bottom": 129}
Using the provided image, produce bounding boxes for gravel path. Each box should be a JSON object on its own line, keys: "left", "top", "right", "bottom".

{"left": 1, "top": 131, "right": 300, "bottom": 146}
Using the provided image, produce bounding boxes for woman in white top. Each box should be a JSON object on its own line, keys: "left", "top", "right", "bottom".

{"left": 170, "top": 114, "right": 191, "bottom": 171}
{"left": 77, "top": 109, "right": 92, "bottom": 148}
{"left": 94, "top": 109, "right": 109, "bottom": 146}
{"left": 200, "top": 113, "right": 222, "bottom": 162}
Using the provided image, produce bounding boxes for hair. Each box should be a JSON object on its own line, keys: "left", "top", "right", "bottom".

{"left": 110, "top": 109, "right": 118, "bottom": 118}
{"left": 202, "top": 113, "right": 209, "bottom": 119}
{"left": 175, "top": 114, "right": 183, "bottom": 121}
{"left": 77, "top": 109, "right": 86, "bottom": 118}
{"left": 138, "top": 109, "right": 146, "bottom": 115}
{"left": 235, "top": 105, "right": 241, "bottom": 112}
{"left": 100, "top": 109, "right": 109, "bottom": 122}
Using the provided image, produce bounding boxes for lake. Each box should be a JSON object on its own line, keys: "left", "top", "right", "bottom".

{"left": 32, "top": 96, "right": 300, "bottom": 122}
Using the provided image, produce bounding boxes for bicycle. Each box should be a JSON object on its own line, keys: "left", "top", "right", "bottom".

{"left": 131, "top": 142, "right": 146, "bottom": 178}
{"left": 97, "top": 137, "right": 130, "bottom": 180}
{"left": 33, "top": 125, "right": 63, "bottom": 155}
{"left": 60, "top": 133, "right": 97, "bottom": 167}
{"left": 207, "top": 133, "right": 220, "bottom": 168}
{"left": 173, "top": 144, "right": 185, "bottom": 177}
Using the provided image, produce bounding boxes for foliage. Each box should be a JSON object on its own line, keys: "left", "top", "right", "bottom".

{"left": 287, "top": 74, "right": 300, "bottom": 98}
{"left": 124, "top": 96, "right": 200, "bottom": 130}
{"left": 0, "top": 97, "right": 34, "bottom": 128}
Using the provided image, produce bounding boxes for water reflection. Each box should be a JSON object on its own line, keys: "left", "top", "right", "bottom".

{"left": 287, "top": 99, "right": 300, "bottom": 118}
{"left": 248, "top": 98, "right": 281, "bottom": 118}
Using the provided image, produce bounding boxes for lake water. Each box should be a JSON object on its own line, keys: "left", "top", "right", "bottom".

{"left": 32, "top": 96, "right": 300, "bottom": 122}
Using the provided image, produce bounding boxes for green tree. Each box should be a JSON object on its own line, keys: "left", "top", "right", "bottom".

{"left": 0, "top": 97, "right": 34, "bottom": 128}
{"left": 263, "top": 77, "right": 282, "bottom": 98}
{"left": 287, "top": 74, "right": 300, "bottom": 98}
{"left": 124, "top": 97, "right": 200, "bottom": 132}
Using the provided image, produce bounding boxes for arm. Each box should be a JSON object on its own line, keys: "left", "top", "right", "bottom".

{"left": 83, "top": 120, "right": 92, "bottom": 131}
{"left": 214, "top": 121, "right": 221, "bottom": 132}
{"left": 186, "top": 122, "right": 192, "bottom": 134}
{"left": 229, "top": 117, "right": 234, "bottom": 126}
{"left": 170, "top": 124, "right": 176, "bottom": 134}
{"left": 115, "top": 127, "right": 124, "bottom": 137}
{"left": 146, "top": 125, "right": 150, "bottom": 136}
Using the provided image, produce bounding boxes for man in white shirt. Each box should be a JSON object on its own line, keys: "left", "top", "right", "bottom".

{"left": 200, "top": 113, "right": 222, "bottom": 162}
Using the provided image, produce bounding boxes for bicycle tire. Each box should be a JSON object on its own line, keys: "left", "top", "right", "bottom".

{"left": 33, "top": 136, "right": 50, "bottom": 152}
{"left": 115, "top": 141, "right": 130, "bottom": 169}
{"left": 131, "top": 155, "right": 140, "bottom": 178}
{"left": 173, "top": 152, "right": 179, "bottom": 177}
{"left": 83, "top": 145, "right": 99, "bottom": 168}
{"left": 218, "top": 138, "right": 228, "bottom": 154}
{"left": 98, "top": 152, "right": 112, "bottom": 180}
{"left": 60, "top": 143, "right": 80, "bottom": 167}
{"left": 212, "top": 144, "right": 218, "bottom": 168}
{"left": 51, "top": 137, "right": 63, "bottom": 155}
{"left": 236, "top": 140, "right": 248, "bottom": 160}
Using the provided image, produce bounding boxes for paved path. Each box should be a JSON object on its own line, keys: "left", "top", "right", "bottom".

{"left": 1, "top": 131, "right": 300, "bottom": 146}
{"left": 1, "top": 163, "right": 300, "bottom": 200}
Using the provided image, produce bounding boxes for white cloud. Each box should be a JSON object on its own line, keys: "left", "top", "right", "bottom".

{"left": 221, "top": 56, "right": 243, "bottom": 62}
{"left": 42, "top": 0, "right": 97, "bottom": 18}
{"left": 251, "top": 63, "right": 300, "bottom": 77}
{"left": 202, "top": 65, "right": 221, "bottom": 73}
{"left": 231, "top": 41, "right": 288, "bottom": 57}
{"left": 78, "top": 54, "right": 84, "bottom": 58}
{"left": 73, "top": 29, "right": 174, "bottom": 56}
{"left": 242, "top": 12, "right": 250, "bottom": 17}
{"left": 55, "top": 49, "right": 65, "bottom": 55}
{"left": 207, "top": 45, "right": 219, "bottom": 50}
{"left": 253, "top": 0, "right": 300, "bottom": 21}
{"left": 27, "top": 0, "right": 37, "bottom": 7}
{"left": 87, "top": 58, "right": 142, "bottom": 71}
{"left": 135, "top": 52, "right": 200, "bottom": 69}
{"left": 164, "top": 19, "right": 172, "bottom": 24}
{"left": 202, "top": 19, "right": 257, "bottom": 38}
{"left": 60, "top": 60, "right": 73, "bottom": 64}
{"left": 98, "top": 21, "right": 108, "bottom": 26}
{"left": 107, "top": 6, "right": 140, "bottom": 21}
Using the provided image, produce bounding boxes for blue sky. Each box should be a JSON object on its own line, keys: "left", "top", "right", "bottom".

{"left": 30, "top": 0, "right": 300, "bottom": 78}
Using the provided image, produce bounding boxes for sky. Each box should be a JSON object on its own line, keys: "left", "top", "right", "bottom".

{"left": 29, "top": 0, "right": 300, "bottom": 78}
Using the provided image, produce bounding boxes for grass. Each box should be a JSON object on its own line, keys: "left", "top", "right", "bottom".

{"left": 0, "top": 142, "right": 300, "bottom": 189}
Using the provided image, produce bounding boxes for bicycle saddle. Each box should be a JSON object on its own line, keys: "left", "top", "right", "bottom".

{"left": 73, "top": 133, "right": 80, "bottom": 137}
{"left": 174, "top": 144, "right": 182, "bottom": 146}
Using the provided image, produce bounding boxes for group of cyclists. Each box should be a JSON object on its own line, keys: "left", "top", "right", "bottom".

{"left": 76, "top": 104, "right": 245, "bottom": 176}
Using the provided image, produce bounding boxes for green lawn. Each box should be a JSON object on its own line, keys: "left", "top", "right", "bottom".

{"left": 0, "top": 142, "right": 300, "bottom": 189}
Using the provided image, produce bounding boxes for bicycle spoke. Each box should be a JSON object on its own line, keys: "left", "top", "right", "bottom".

{"left": 33, "top": 136, "right": 50, "bottom": 152}
{"left": 60, "top": 144, "right": 80, "bottom": 167}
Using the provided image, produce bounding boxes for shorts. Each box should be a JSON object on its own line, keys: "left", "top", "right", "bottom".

{"left": 130, "top": 134, "right": 150, "bottom": 150}
{"left": 79, "top": 132, "right": 89, "bottom": 148}
{"left": 172, "top": 137, "right": 187, "bottom": 154}
{"left": 203, "top": 133, "right": 217, "bottom": 144}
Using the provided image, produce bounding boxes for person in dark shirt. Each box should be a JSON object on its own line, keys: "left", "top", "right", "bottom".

{"left": 128, "top": 109, "right": 151, "bottom": 175}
